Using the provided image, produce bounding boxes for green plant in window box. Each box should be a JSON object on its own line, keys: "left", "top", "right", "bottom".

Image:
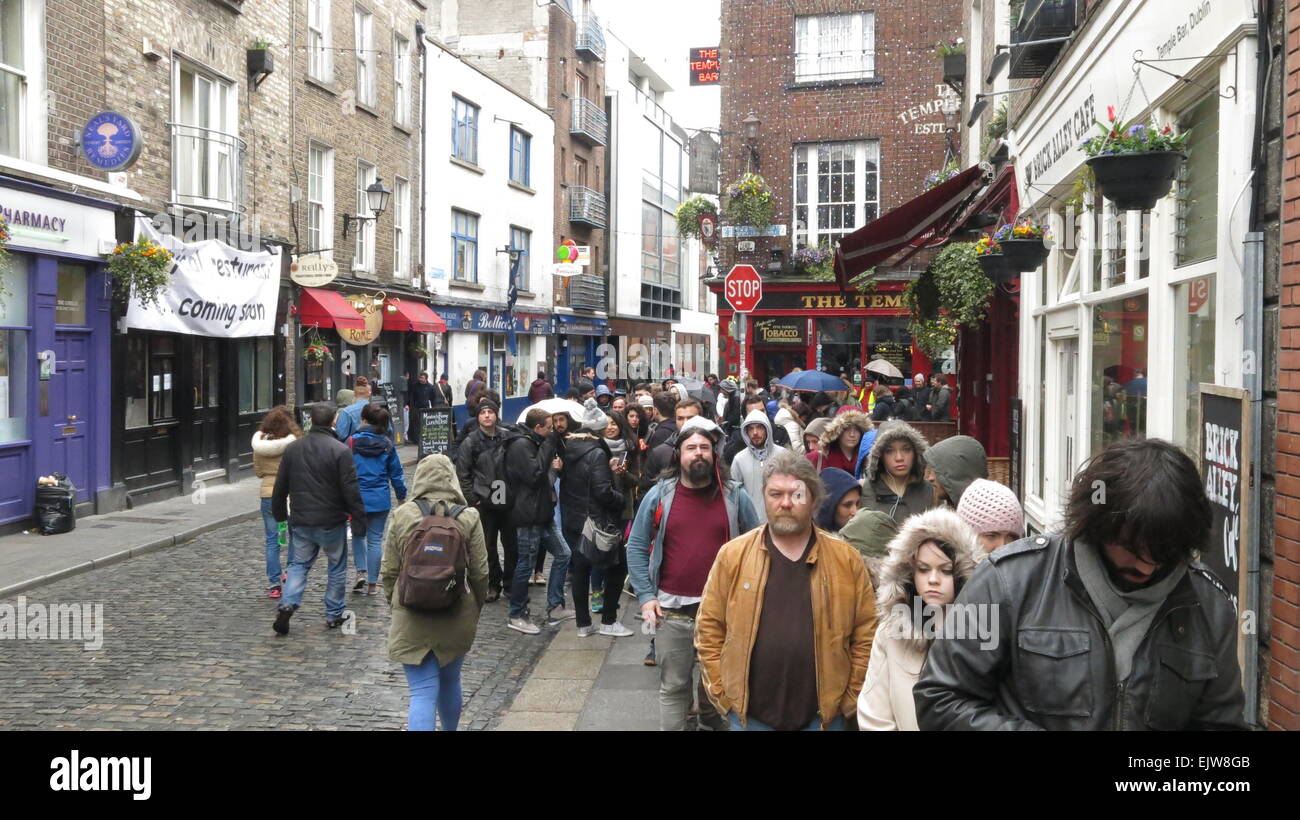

{"left": 723, "top": 172, "right": 774, "bottom": 231}
{"left": 985, "top": 102, "right": 1008, "bottom": 142}
{"left": 107, "top": 236, "right": 174, "bottom": 309}
{"left": 250, "top": 37, "right": 273, "bottom": 50}
{"left": 675, "top": 196, "right": 719, "bottom": 240}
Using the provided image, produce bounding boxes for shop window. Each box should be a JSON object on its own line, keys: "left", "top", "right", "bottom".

{"left": 1172, "top": 277, "right": 1216, "bottom": 455}
{"left": 1035, "top": 317, "right": 1046, "bottom": 499}
{"left": 1102, "top": 201, "right": 1125, "bottom": 287}
{"left": 816, "top": 317, "right": 862, "bottom": 378}
{"left": 55, "top": 263, "right": 86, "bottom": 325}
{"left": 793, "top": 141, "right": 879, "bottom": 250}
{"left": 1089, "top": 293, "right": 1148, "bottom": 457}
{"left": 507, "top": 336, "right": 531, "bottom": 398}
{"left": 150, "top": 336, "right": 177, "bottom": 423}
{"left": 124, "top": 335, "right": 149, "bottom": 429}
{"left": 303, "top": 339, "right": 336, "bottom": 405}
{"left": 1176, "top": 93, "right": 1219, "bottom": 266}
{"left": 0, "top": 329, "right": 27, "bottom": 443}
{"left": 1137, "top": 211, "right": 1151, "bottom": 279}
{"left": 238, "top": 337, "right": 275, "bottom": 415}
{"left": 867, "top": 316, "right": 912, "bottom": 381}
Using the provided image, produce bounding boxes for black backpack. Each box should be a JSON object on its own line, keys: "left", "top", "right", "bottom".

{"left": 399, "top": 499, "right": 469, "bottom": 612}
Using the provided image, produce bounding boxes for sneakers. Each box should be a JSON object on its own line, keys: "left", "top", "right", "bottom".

{"left": 530, "top": 572, "right": 545, "bottom": 586}
{"left": 599, "top": 622, "right": 635, "bottom": 638}
{"left": 546, "top": 605, "right": 575, "bottom": 626}
{"left": 272, "top": 607, "right": 294, "bottom": 636}
{"left": 590, "top": 591, "right": 604, "bottom": 613}
{"left": 325, "top": 612, "right": 353, "bottom": 629}
{"left": 267, "top": 585, "right": 282, "bottom": 600}
{"left": 576, "top": 624, "right": 597, "bottom": 637}
{"left": 508, "top": 617, "right": 541, "bottom": 635}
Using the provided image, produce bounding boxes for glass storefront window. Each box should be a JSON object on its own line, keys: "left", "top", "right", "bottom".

{"left": 239, "top": 337, "right": 275, "bottom": 414}
{"left": 1176, "top": 93, "right": 1220, "bottom": 266}
{"left": 0, "top": 329, "right": 28, "bottom": 443}
{"left": 125, "top": 334, "right": 149, "bottom": 428}
{"left": 867, "top": 316, "right": 912, "bottom": 381}
{"left": 1173, "top": 277, "right": 1216, "bottom": 455}
{"left": 0, "top": 252, "right": 28, "bottom": 325}
{"left": 55, "top": 263, "right": 87, "bottom": 325}
{"left": 817, "top": 317, "right": 861, "bottom": 378}
{"left": 1090, "top": 293, "right": 1149, "bottom": 456}
{"left": 1035, "top": 317, "right": 1046, "bottom": 499}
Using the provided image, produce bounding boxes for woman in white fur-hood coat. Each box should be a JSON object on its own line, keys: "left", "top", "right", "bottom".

{"left": 856, "top": 507, "right": 983, "bottom": 731}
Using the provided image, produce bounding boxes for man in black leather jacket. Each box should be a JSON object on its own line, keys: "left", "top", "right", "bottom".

{"left": 915, "top": 438, "right": 1246, "bottom": 731}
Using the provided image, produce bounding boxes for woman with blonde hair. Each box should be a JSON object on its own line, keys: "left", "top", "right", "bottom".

{"left": 253, "top": 406, "right": 302, "bottom": 599}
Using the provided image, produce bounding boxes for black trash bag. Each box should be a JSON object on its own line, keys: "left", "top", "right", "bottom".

{"left": 35, "top": 474, "right": 76, "bottom": 535}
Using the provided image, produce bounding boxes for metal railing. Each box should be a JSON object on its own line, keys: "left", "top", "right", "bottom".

{"left": 566, "top": 272, "right": 607, "bottom": 311}
{"left": 570, "top": 97, "right": 608, "bottom": 146}
{"left": 575, "top": 15, "right": 605, "bottom": 61}
{"left": 569, "top": 186, "right": 608, "bottom": 228}
{"left": 169, "top": 121, "right": 247, "bottom": 213}
{"left": 1008, "top": 0, "right": 1077, "bottom": 79}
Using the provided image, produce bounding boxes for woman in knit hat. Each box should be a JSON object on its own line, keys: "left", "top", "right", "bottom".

{"left": 956, "top": 478, "right": 1024, "bottom": 554}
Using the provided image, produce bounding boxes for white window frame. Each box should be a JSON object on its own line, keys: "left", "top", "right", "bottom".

{"left": 307, "top": 0, "right": 333, "bottom": 83}
{"left": 393, "top": 34, "right": 410, "bottom": 126}
{"left": 353, "top": 159, "right": 376, "bottom": 274}
{"left": 392, "top": 176, "right": 409, "bottom": 279}
{"left": 354, "top": 6, "right": 375, "bottom": 107}
{"left": 509, "top": 225, "right": 530, "bottom": 293}
{"left": 795, "top": 12, "right": 876, "bottom": 83}
{"left": 307, "top": 141, "right": 334, "bottom": 257}
{"left": 172, "top": 58, "right": 239, "bottom": 212}
{"left": 0, "top": 0, "right": 47, "bottom": 163}
{"left": 792, "top": 140, "right": 879, "bottom": 249}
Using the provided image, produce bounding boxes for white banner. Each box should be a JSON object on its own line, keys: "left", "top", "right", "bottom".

{"left": 124, "top": 222, "right": 281, "bottom": 337}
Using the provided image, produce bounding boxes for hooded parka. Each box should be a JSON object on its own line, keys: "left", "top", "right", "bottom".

{"left": 922, "top": 435, "right": 988, "bottom": 507}
{"left": 729, "top": 409, "right": 786, "bottom": 523}
{"left": 859, "top": 421, "right": 935, "bottom": 524}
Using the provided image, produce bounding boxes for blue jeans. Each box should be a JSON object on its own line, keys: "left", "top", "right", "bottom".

{"left": 260, "top": 498, "right": 284, "bottom": 586}
{"left": 354, "top": 509, "right": 388, "bottom": 584}
{"left": 280, "top": 523, "right": 349, "bottom": 620}
{"left": 403, "top": 652, "right": 464, "bottom": 731}
{"left": 729, "top": 712, "right": 847, "bottom": 732}
{"left": 510, "top": 521, "right": 571, "bottom": 618}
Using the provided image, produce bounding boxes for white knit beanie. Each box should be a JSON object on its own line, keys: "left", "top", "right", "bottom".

{"left": 956, "top": 478, "right": 1024, "bottom": 536}
{"left": 579, "top": 397, "right": 610, "bottom": 433}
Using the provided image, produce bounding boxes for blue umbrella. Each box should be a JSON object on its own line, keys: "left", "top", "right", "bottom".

{"left": 778, "top": 369, "right": 850, "bottom": 393}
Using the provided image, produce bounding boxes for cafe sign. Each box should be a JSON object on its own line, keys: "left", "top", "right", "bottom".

{"left": 339, "top": 295, "right": 383, "bottom": 346}
{"left": 290, "top": 254, "right": 340, "bottom": 287}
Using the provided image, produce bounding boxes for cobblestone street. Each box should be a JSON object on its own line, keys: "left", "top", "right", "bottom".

{"left": 0, "top": 511, "right": 556, "bottom": 731}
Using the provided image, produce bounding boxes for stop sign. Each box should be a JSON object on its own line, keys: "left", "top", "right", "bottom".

{"left": 724, "top": 264, "right": 763, "bottom": 313}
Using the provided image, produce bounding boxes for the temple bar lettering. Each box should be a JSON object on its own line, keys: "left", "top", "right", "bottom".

{"left": 798, "top": 292, "right": 903, "bottom": 310}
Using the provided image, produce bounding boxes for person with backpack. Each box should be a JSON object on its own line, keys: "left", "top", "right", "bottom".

{"left": 381, "top": 454, "right": 489, "bottom": 731}
{"left": 504, "top": 408, "right": 573, "bottom": 634}
{"left": 349, "top": 404, "right": 408, "bottom": 597}
{"left": 453, "top": 397, "right": 519, "bottom": 602}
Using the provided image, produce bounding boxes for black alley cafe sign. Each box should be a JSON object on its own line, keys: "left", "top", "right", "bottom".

{"left": 1023, "top": 93, "right": 1096, "bottom": 190}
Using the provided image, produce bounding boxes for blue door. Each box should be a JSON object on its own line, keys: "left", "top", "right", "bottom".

{"left": 50, "top": 331, "right": 92, "bottom": 503}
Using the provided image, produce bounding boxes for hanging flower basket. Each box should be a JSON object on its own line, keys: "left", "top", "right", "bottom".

{"left": 107, "top": 237, "right": 175, "bottom": 309}
{"left": 723, "top": 172, "right": 774, "bottom": 231}
{"left": 1081, "top": 108, "right": 1189, "bottom": 211}
{"left": 993, "top": 218, "right": 1052, "bottom": 272}
{"left": 973, "top": 235, "right": 1016, "bottom": 283}
{"left": 675, "top": 196, "right": 719, "bottom": 240}
{"left": 303, "top": 333, "right": 334, "bottom": 364}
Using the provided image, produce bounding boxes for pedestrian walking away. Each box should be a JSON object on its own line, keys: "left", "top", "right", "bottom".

{"left": 503, "top": 408, "right": 573, "bottom": 634}
{"left": 626, "top": 415, "right": 761, "bottom": 731}
{"left": 252, "top": 406, "right": 302, "bottom": 599}
{"left": 528, "top": 369, "right": 554, "bottom": 403}
{"left": 381, "top": 455, "right": 489, "bottom": 731}
{"left": 349, "top": 404, "right": 408, "bottom": 596}
{"left": 696, "top": 450, "right": 876, "bottom": 731}
{"left": 453, "top": 398, "right": 519, "bottom": 601}
{"left": 914, "top": 438, "right": 1247, "bottom": 730}
{"left": 839, "top": 508, "right": 900, "bottom": 587}
{"left": 922, "top": 435, "right": 988, "bottom": 508}
{"left": 334, "top": 375, "right": 373, "bottom": 441}
{"left": 924, "top": 374, "right": 952, "bottom": 421}
{"left": 270, "top": 404, "right": 368, "bottom": 635}
{"left": 859, "top": 421, "right": 935, "bottom": 524}
{"left": 858, "top": 508, "right": 982, "bottom": 731}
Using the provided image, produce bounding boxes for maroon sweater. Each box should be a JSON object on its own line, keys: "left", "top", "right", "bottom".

{"left": 658, "top": 483, "right": 730, "bottom": 598}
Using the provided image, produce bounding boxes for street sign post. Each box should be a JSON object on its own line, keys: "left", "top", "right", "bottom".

{"left": 725, "top": 265, "right": 762, "bottom": 379}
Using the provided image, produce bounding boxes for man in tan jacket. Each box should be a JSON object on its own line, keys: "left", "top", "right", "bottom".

{"left": 696, "top": 449, "right": 877, "bottom": 730}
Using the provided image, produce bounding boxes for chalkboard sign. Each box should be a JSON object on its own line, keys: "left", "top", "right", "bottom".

{"left": 1198, "top": 384, "right": 1250, "bottom": 681}
{"left": 379, "top": 383, "right": 403, "bottom": 443}
{"left": 418, "top": 407, "right": 454, "bottom": 459}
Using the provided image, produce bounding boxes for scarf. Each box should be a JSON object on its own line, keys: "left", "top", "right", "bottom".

{"left": 604, "top": 436, "right": 628, "bottom": 461}
{"left": 1073, "top": 540, "right": 1186, "bottom": 682}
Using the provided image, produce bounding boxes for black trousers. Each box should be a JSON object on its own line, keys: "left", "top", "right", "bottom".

{"left": 479, "top": 507, "right": 518, "bottom": 593}
{"left": 564, "top": 526, "right": 627, "bottom": 628}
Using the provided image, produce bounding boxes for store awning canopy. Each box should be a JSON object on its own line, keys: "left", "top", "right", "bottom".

{"left": 833, "top": 164, "right": 991, "bottom": 289}
{"left": 890, "top": 165, "right": 1019, "bottom": 270}
{"left": 384, "top": 299, "right": 447, "bottom": 333}
{"left": 299, "top": 287, "right": 365, "bottom": 330}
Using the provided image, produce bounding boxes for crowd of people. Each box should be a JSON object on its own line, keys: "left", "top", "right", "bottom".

{"left": 250, "top": 365, "right": 1246, "bottom": 732}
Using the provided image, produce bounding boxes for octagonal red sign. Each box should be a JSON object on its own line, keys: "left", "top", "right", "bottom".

{"left": 724, "top": 264, "right": 763, "bottom": 313}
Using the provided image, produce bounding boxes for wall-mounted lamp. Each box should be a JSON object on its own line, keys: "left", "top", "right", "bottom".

{"left": 984, "top": 35, "right": 1074, "bottom": 84}
{"left": 742, "top": 112, "right": 761, "bottom": 172}
{"left": 341, "top": 177, "right": 392, "bottom": 239}
{"left": 767, "top": 248, "right": 784, "bottom": 273}
{"left": 966, "top": 86, "right": 1041, "bottom": 128}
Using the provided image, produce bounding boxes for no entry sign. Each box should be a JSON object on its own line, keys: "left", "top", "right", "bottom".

{"left": 724, "top": 264, "right": 763, "bottom": 313}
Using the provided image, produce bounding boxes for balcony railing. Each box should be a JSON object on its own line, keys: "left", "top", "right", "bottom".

{"left": 170, "top": 121, "right": 247, "bottom": 213}
{"left": 575, "top": 15, "right": 605, "bottom": 62}
{"left": 569, "top": 186, "right": 607, "bottom": 228}
{"left": 1008, "top": 0, "right": 1077, "bottom": 79}
{"left": 566, "top": 272, "right": 607, "bottom": 311}
{"left": 570, "top": 97, "right": 608, "bottom": 146}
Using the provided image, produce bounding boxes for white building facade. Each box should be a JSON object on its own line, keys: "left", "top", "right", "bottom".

{"left": 422, "top": 39, "right": 555, "bottom": 417}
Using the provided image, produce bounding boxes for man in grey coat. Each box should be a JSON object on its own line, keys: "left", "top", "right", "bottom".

{"left": 729, "top": 409, "right": 787, "bottom": 524}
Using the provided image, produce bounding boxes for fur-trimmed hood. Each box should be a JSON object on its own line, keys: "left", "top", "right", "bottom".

{"left": 818, "top": 410, "right": 873, "bottom": 449}
{"left": 864, "top": 420, "right": 929, "bottom": 483}
{"left": 252, "top": 431, "right": 296, "bottom": 456}
{"left": 875, "top": 507, "right": 984, "bottom": 652}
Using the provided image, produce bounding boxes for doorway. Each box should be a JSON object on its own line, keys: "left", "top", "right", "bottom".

{"left": 191, "top": 337, "right": 224, "bottom": 475}
{"left": 754, "top": 349, "right": 805, "bottom": 388}
{"left": 1052, "top": 336, "right": 1079, "bottom": 508}
{"left": 50, "top": 331, "right": 92, "bottom": 503}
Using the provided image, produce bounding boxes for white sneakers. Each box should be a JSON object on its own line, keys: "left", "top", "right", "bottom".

{"left": 576, "top": 624, "right": 596, "bottom": 637}
{"left": 508, "top": 617, "right": 541, "bottom": 635}
{"left": 598, "top": 623, "right": 635, "bottom": 638}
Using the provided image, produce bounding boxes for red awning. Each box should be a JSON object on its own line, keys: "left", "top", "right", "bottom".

{"left": 299, "top": 287, "right": 365, "bottom": 330}
{"left": 834, "top": 164, "right": 991, "bottom": 289}
{"left": 383, "top": 299, "right": 447, "bottom": 333}
{"left": 891, "top": 165, "right": 1019, "bottom": 269}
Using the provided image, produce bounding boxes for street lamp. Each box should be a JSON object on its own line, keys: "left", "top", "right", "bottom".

{"left": 341, "top": 177, "right": 392, "bottom": 238}
{"left": 742, "top": 112, "right": 761, "bottom": 172}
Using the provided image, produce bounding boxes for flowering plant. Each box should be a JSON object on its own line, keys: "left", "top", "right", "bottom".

{"left": 303, "top": 332, "right": 334, "bottom": 363}
{"left": 924, "top": 159, "right": 961, "bottom": 191}
{"left": 1080, "top": 106, "right": 1190, "bottom": 157}
{"left": 724, "top": 172, "right": 774, "bottom": 230}
{"left": 107, "top": 236, "right": 174, "bottom": 308}
{"left": 994, "top": 217, "right": 1052, "bottom": 242}
{"left": 675, "top": 196, "right": 718, "bottom": 239}
{"left": 973, "top": 235, "right": 1002, "bottom": 256}
{"left": 791, "top": 245, "right": 835, "bottom": 280}
{"left": 936, "top": 38, "right": 965, "bottom": 56}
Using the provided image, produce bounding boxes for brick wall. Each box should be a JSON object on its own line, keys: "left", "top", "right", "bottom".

{"left": 1273, "top": 0, "right": 1300, "bottom": 731}
{"left": 45, "top": 0, "right": 108, "bottom": 171}
{"left": 718, "top": 0, "right": 963, "bottom": 272}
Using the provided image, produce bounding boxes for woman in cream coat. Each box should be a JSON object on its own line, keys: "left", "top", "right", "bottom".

{"left": 857, "top": 507, "right": 983, "bottom": 730}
